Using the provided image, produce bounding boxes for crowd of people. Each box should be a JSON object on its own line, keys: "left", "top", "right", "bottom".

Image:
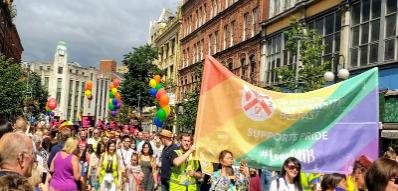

{"left": 0, "top": 117, "right": 398, "bottom": 191}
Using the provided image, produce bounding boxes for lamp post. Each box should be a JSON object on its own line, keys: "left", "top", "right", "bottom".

{"left": 324, "top": 55, "right": 350, "bottom": 83}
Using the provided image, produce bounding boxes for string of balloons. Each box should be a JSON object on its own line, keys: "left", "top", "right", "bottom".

{"left": 149, "top": 75, "right": 171, "bottom": 128}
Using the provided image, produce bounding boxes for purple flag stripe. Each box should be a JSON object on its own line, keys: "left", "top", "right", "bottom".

{"left": 302, "top": 88, "right": 379, "bottom": 173}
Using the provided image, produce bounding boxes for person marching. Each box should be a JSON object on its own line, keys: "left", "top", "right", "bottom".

{"left": 97, "top": 141, "right": 121, "bottom": 191}
{"left": 170, "top": 133, "right": 203, "bottom": 191}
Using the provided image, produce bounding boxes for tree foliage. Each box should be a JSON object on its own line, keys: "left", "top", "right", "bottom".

{"left": 25, "top": 72, "right": 48, "bottom": 119}
{"left": 119, "top": 44, "right": 161, "bottom": 110}
{"left": 0, "top": 55, "right": 48, "bottom": 121}
{"left": 274, "top": 20, "right": 330, "bottom": 92}
{"left": 0, "top": 55, "right": 25, "bottom": 120}
{"left": 175, "top": 62, "right": 203, "bottom": 134}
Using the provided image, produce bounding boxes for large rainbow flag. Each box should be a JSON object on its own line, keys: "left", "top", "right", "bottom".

{"left": 194, "top": 56, "right": 379, "bottom": 173}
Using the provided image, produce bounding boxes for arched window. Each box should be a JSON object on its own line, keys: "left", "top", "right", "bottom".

{"left": 240, "top": 55, "right": 246, "bottom": 80}
{"left": 249, "top": 54, "right": 256, "bottom": 84}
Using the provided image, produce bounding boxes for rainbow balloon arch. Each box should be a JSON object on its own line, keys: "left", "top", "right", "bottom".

{"left": 149, "top": 75, "right": 171, "bottom": 128}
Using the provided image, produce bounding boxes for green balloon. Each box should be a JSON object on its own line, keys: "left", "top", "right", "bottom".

{"left": 108, "top": 103, "right": 115, "bottom": 111}
{"left": 155, "top": 83, "right": 163, "bottom": 91}
{"left": 109, "top": 91, "right": 114, "bottom": 98}
{"left": 157, "top": 108, "right": 167, "bottom": 121}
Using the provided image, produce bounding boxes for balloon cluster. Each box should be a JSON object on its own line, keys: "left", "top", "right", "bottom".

{"left": 149, "top": 75, "right": 171, "bottom": 128}
{"left": 45, "top": 98, "right": 57, "bottom": 116}
{"left": 109, "top": 79, "right": 122, "bottom": 117}
{"left": 84, "top": 81, "right": 93, "bottom": 100}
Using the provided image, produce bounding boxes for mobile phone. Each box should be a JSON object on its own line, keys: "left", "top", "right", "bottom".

{"left": 240, "top": 160, "right": 247, "bottom": 166}
{"left": 41, "top": 172, "right": 47, "bottom": 184}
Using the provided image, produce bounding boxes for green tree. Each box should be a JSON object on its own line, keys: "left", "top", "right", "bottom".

{"left": 176, "top": 62, "right": 203, "bottom": 134}
{"left": 119, "top": 44, "right": 161, "bottom": 110}
{"left": 0, "top": 55, "right": 25, "bottom": 120}
{"left": 24, "top": 71, "right": 48, "bottom": 120}
{"left": 274, "top": 20, "right": 329, "bottom": 92}
{"left": 107, "top": 105, "right": 131, "bottom": 124}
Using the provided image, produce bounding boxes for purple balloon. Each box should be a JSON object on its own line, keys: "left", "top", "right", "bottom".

{"left": 50, "top": 112, "right": 55, "bottom": 117}
{"left": 111, "top": 110, "right": 117, "bottom": 117}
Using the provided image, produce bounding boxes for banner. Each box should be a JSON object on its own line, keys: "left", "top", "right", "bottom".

{"left": 194, "top": 56, "right": 379, "bottom": 173}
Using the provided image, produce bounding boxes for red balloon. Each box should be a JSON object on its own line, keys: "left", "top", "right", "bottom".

{"left": 156, "top": 88, "right": 167, "bottom": 100}
{"left": 85, "top": 81, "right": 93, "bottom": 90}
{"left": 113, "top": 79, "right": 120, "bottom": 87}
{"left": 47, "top": 98, "right": 57, "bottom": 110}
{"left": 159, "top": 94, "right": 169, "bottom": 107}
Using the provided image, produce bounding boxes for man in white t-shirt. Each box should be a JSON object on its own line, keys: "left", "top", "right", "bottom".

{"left": 87, "top": 129, "right": 101, "bottom": 152}
{"left": 117, "top": 135, "right": 134, "bottom": 169}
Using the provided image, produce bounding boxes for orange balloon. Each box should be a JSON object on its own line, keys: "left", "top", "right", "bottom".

{"left": 159, "top": 94, "right": 169, "bottom": 107}
{"left": 115, "top": 93, "right": 121, "bottom": 101}
{"left": 154, "top": 75, "right": 161, "bottom": 83}
{"left": 109, "top": 83, "right": 115, "bottom": 90}
{"left": 85, "top": 81, "right": 93, "bottom": 90}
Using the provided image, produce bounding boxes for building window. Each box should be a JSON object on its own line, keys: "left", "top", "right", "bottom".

{"left": 225, "top": 0, "right": 229, "bottom": 8}
{"left": 266, "top": 34, "right": 282, "bottom": 83}
{"left": 269, "top": 0, "right": 302, "bottom": 18}
{"left": 67, "top": 80, "right": 73, "bottom": 120}
{"left": 196, "top": 9, "right": 199, "bottom": 29}
{"left": 241, "top": 56, "right": 246, "bottom": 80}
{"left": 199, "top": 7, "right": 203, "bottom": 25}
{"left": 243, "top": 13, "right": 249, "bottom": 41}
{"left": 56, "top": 78, "right": 62, "bottom": 104}
{"left": 350, "top": 0, "right": 389, "bottom": 68}
{"left": 215, "top": 31, "right": 219, "bottom": 53}
{"left": 209, "top": 34, "right": 213, "bottom": 55}
{"left": 200, "top": 39, "right": 204, "bottom": 60}
{"left": 231, "top": 21, "right": 235, "bottom": 46}
{"left": 385, "top": 0, "right": 397, "bottom": 61}
{"left": 252, "top": 8, "right": 258, "bottom": 37}
{"left": 44, "top": 77, "right": 49, "bottom": 88}
{"left": 39, "top": 66, "right": 43, "bottom": 70}
{"left": 223, "top": 25, "right": 228, "bottom": 50}
{"left": 81, "top": 82, "right": 85, "bottom": 111}
{"left": 228, "top": 61, "right": 233, "bottom": 71}
{"left": 308, "top": 11, "right": 341, "bottom": 67}
{"left": 249, "top": 55, "right": 256, "bottom": 83}
{"left": 58, "top": 66, "right": 63, "bottom": 74}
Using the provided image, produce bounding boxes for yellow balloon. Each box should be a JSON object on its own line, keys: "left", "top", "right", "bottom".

{"left": 111, "top": 88, "right": 117, "bottom": 95}
{"left": 163, "top": 105, "right": 171, "bottom": 116}
{"left": 109, "top": 98, "right": 113, "bottom": 104}
{"left": 85, "top": 90, "right": 91, "bottom": 97}
{"left": 149, "top": 79, "right": 157, "bottom": 88}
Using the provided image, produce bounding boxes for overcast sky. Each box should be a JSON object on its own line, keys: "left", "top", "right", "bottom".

{"left": 14, "top": 0, "right": 179, "bottom": 67}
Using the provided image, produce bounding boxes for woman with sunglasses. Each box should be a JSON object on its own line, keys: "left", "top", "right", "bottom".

{"left": 365, "top": 157, "right": 398, "bottom": 191}
{"left": 270, "top": 157, "right": 303, "bottom": 191}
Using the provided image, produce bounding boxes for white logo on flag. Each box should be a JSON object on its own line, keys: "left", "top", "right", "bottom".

{"left": 241, "top": 85, "right": 275, "bottom": 121}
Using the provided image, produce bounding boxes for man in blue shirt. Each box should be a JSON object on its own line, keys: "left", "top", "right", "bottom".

{"left": 158, "top": 129, "right": 179, "bottom": 191}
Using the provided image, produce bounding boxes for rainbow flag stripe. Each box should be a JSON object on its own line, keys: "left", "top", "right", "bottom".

{"left": 194, "top": 56, "right": 379, "bottom": 173}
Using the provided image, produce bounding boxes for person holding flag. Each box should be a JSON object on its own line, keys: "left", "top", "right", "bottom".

{"left": 170, "top": 133, "right": 203, "bottom": 191}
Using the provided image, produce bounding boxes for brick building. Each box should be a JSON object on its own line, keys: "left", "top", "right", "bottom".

{"left": 0, "top": 1, "right": 23, "bottom": 63}
{"left": 178, "top": 0, "right": 267, "bottom": 101}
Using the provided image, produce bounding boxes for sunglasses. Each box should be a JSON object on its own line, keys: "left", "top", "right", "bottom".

{"left": 286, "top": 164, "right": 299, "bottom": 170}
{"left": 390, "top": 178, "right": 398, "bottom": 185}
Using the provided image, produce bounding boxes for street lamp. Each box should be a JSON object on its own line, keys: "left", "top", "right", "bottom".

{"left": 324, "top": 55, "right": 350, "bottom": 83}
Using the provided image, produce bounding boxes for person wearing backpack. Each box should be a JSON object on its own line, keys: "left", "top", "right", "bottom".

{"left": 270, "top": 157, "right": 303, "bottom": 191}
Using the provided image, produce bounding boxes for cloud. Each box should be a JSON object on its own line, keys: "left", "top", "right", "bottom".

{"left": 14, "top": 0, "right": 179, "bottom": 67}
